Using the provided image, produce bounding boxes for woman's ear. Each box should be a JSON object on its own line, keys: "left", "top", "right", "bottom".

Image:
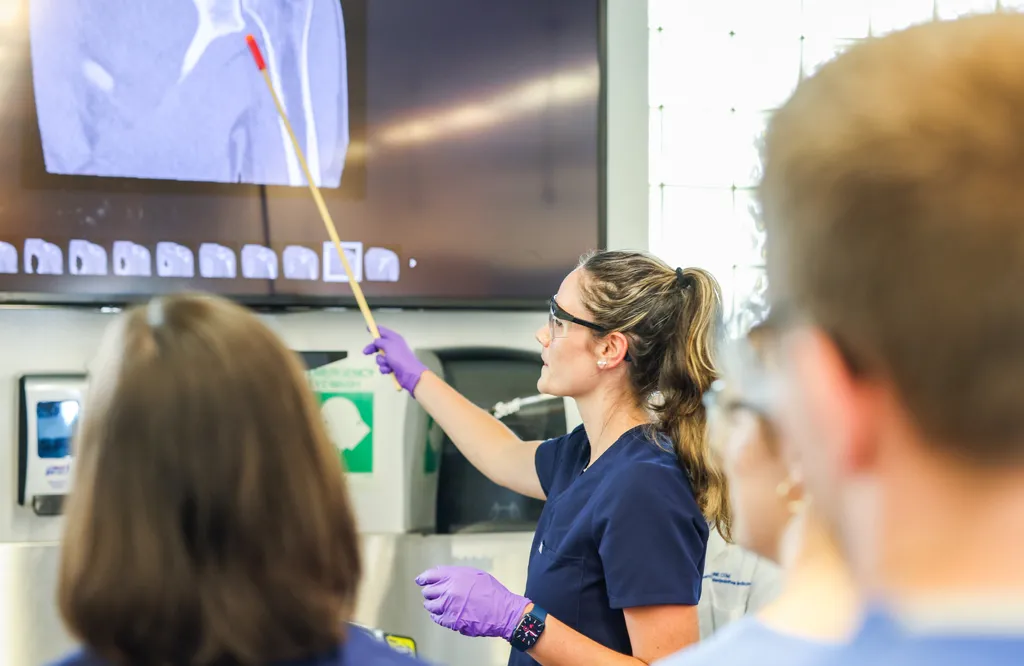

{"left": 599, "top": 331, "right": 631, "bottom": 368}
{"left": 787, "top": 466, "right": 807, "bottom": 504}
{"left": 776, "top": 466, "right": 810, "bottom": 516}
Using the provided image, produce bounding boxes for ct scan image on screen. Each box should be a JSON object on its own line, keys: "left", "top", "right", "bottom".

{"left": 31, "top": 0, "right": 350, "bottom": 189}
{"left": 0, "top": 0, "right": 601, "bottom": 307}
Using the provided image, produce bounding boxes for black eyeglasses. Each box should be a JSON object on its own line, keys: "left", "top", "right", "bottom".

{"left": 549, "top": 297, "right": 606, "bottom": 339}
{"left": 703, "top": 378, "right": 780, "bottom": 456}
{"left": 548, "top": 297, "right": 632, "bottom": 361}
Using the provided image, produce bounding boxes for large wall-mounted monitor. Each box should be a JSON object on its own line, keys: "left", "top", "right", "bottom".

{"left": 0, "top": 0, "right": 603, "bottom": 308}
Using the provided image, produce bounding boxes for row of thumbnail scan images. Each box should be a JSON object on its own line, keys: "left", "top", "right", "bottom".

{"left": 0, "top": 239, "right": 404, "bottom": 282}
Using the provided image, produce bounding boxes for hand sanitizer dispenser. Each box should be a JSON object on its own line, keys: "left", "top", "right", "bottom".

{"left": 18, "top": 375, "right": 87, "bottom": 516}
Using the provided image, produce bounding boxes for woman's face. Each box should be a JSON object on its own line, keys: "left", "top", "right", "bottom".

{"left": 710, "top": 384, "right": 794, "bottom": 563}
{"left": 534, "top": 269, "right": 607, "bottom": 398}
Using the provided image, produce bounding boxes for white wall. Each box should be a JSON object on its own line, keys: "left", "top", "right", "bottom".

{"left": 605, "top": 0, "right": 649, "bottom": 251}
{"left": 646, "top": 0, "right": 1007, "bottom": 336}
{"left": 0, "top": 0, "right": 651, "bottom": 545}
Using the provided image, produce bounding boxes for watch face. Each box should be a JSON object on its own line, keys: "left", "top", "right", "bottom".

{"left": 513, "top": 615, "right": 544, "bottom": 647}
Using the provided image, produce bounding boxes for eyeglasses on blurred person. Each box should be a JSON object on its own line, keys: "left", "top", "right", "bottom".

{"left": 654, "top": 322, "right": 859, "bottom": 666}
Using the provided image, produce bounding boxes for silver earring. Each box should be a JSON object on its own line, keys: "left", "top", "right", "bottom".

{"left": 597, "top": 359, "right": 608, "bottom": 368}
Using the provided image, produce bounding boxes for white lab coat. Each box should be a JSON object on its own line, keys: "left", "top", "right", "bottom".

{"left": 697, "top": 529, "right": 783, "bottom": 639}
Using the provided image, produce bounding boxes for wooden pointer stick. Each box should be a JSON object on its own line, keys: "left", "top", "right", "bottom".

{"left": 246, "top": 34, "right": 402, "bottom": 390}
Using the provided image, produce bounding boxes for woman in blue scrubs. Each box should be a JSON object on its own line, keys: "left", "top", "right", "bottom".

{"left": 365, "top": 250, "right": 731, "bottom": 665}
{"left": 50, "top": 295, "right": 428, "bottom": 666}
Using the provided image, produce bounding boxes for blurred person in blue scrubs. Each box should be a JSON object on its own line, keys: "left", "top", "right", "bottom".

{"left": 657, "top": 321, "right": 858, "bottom": 666}
{"left": 758, "top": 12, "right": 1024, "bottom": 666}
{"left": 365, "top": 251, "right": 730, "bottom": 665}
{"left": 50, "top": 294, "right": 429, "bottom": 666}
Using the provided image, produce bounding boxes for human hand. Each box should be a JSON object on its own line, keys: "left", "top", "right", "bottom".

{"left": 415, "top": 566, "right": 530, "bottom": 640}
{"left": 362, "top": 326, "right": 428, "bottom": 395}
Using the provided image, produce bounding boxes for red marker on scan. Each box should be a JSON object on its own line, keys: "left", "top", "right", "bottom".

{"left": 245, "top": 34, "right": 266, "bottom": 71}
{"left": 244, "top": 34, "right": 401, "bottom": 391}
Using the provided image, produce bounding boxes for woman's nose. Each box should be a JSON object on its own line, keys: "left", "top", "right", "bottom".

{"left": 535, "top": 325, "right": 551, "bottom": 347}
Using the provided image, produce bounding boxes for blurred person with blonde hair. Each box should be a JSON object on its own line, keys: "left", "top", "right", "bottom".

{"left": 656, "top": 321, "right": 858, "bottom": 666}
{"left": 759, "top": 11, "right": 1024, "bottom": 665}
{"left": 49, "top": 294, "right": 432, "bottom": 666}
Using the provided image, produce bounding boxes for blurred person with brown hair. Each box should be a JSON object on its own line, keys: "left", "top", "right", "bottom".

{"left": 759, "top": 11, "right": 1024, "bottom": 666}
{"left": 656, "top": 322, "right": 858, "bottom": 666}
{"left": 48, "top": 294, "right": 432, "bottom": 666}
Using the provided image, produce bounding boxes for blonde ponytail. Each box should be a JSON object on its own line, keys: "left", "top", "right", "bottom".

{"left": 654, "top": 267, "right": 732, "bottom": 541}
{"left": 578, "top": 252, "right": 732, "bottom": 541}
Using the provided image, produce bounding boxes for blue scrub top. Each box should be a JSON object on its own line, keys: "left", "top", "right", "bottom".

{"left": 655, "top": 616, "right": 839, "bottom": 666}
{"left": 824, "top": 610, "right": 1024, "bottom": 666}
{"left": 49, "top": 625, "right": 431, "bottom": 666}
{"left": 509, "top": 425, "right": 709, "bottom": 666}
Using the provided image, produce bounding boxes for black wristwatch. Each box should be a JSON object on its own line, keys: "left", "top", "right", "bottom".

{"left": 510, "top": 605, "right": 547, "bottom": 653}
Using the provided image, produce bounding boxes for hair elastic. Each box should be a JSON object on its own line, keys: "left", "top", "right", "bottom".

{"left": 675, "top": 267, "right": 694, "bottom": 290}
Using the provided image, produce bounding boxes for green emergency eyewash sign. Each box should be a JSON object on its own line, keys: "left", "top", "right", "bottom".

{"left": 308, "top": 364, "right": 376, "bottom": 474}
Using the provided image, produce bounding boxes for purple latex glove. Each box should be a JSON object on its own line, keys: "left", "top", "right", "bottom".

{"left": 416, "top": 566, "right": 530, "bottom": 640}
{"left": 362, "top": 326, "right": 428, "bottom": 395}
